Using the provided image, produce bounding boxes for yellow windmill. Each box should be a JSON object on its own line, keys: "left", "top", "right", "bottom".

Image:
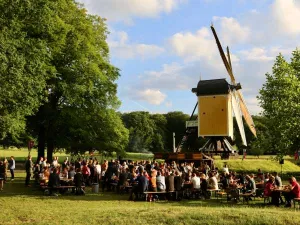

{"left": 191, "top": 26, "right": 257, "bottom": 153}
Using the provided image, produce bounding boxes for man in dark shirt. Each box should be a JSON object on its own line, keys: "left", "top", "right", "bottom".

{"left": 165, "top": 172, "right": 175, "bottom": 192}
{"left": 25, "top": 156, "right": 33, "bottom": 187}
{"left": 165, "top": 171, "right": 175, "bottom": 200}
{"left": 74, "top": 168, "right": 85, "bottom": 195}
{"left": 48, "top": 168, "right": 60, "bottom": 196}
{"left": 174, "top": 171, "right": 183, "bottom": 200}
{"left": 200, "top": 174, "right": 209, "bottom": 199}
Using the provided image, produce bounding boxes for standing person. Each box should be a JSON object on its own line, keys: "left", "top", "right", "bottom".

{"left": 3, "top": 158, "right": 8, "bottom": 182}
{"left": 9, "top": 156, "right": 15, "bottom": 181}
{"left": 222, "top": 164, "right": 229, "bottom": 175}
{"left": 25, "top": 156, "right": 33, "bottom": 187}
{"left": 0, "top": 160, "right": 5, "bottom": 191}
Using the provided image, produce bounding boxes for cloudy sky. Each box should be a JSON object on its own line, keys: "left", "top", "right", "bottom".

{"left": 79, "top": 0, "right": 300, "bottom": 115}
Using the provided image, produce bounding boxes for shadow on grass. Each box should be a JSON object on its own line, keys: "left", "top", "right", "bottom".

{"left": 0, "top": 177, "right": 131, "bottom": 201}
{"left": 0, "top": 176, "right": 290, "bottom": 210}
{"left": 154, "top": 198, "right": 274, "bottom": 209}
{"left": 0, "top": 178, "right": 279, "bottom": 209}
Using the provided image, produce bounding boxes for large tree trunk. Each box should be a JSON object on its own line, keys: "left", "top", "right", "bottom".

{"left": 37, "top": 124, "right": 45, "bottom": 161}
{"left": 47, "top": 137, "right": 54, "bottom": 163}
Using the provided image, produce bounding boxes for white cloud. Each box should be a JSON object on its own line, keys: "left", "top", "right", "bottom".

{"left": 238, "top": 48, "right": 274, "bottom": 62}
{"left": 79, "top": 0, "right": 186, "bottom": 24}
{"left": 271, "top": 0, "right": 300, "bottom": 36}
{"left": 169, "top": 27, "right": 217, "bottom": 61}
{"left": 108, "top": 31, "right": 164, "bottom": 59}
{"left": 129, "top": 89, "right": 167, "bottom": 105}
{"left": 213, "top": 17, "right": 250, "bottom": 45}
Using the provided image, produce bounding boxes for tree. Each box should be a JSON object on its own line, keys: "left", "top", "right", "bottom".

{"left": 0, "top": 0, "right": 53, "bottom": 140}
{"left": 258, "top": 51, "right": 300, "bottom": 157}
{"left": 122, "top": 111, "right": 155, "bottom": 153}
{"left": 55, "top": 109, "right": 129, "bottom": 156}
{"left": 164, "top": 111, "right": 190, "bottom": 152}
{"left": 19, "top": 0, "right": 127, "bottom": 161}
{"left": 149, "top": 114, "right": 167, "bottom": 152}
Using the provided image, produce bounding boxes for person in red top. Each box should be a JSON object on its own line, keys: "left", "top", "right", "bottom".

{"left": 284, "top": 177, "right": 300, "bottom": 207}
{"left": 264, "top": 176, "right": 275, "bottom": 197}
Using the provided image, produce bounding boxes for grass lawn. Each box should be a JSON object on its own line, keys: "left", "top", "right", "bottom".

{"left": 0, "top": 148, "right": 154, "bottom": 163}
{"left": 1, "top": 171, "right": 300, "bottom": 225}
{"left": 214, "top": 159, "right": 300, "bottom": 174}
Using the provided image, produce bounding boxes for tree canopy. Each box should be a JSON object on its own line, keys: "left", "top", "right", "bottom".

{"left": 0, "top": 0, "right": 128, "bottom": 160}
{"left": 258, "top": 50, "right": 300, "bottom": 157}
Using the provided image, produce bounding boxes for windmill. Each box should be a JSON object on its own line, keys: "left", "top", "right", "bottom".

{"left": 176, "top": 25, "right": 256, "bottom": 154}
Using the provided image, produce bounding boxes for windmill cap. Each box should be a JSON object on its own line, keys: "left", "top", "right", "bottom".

{"left": 192, "top": 78, "right": 230, "bottom": 96}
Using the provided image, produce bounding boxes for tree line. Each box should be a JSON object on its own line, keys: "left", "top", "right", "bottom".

{"left": 0, "top": 1, "right": 299, "bottom": 160}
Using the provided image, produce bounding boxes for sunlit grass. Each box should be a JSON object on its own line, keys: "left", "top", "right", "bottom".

{"left": 1, "top": 172, "right": 300, "bottom": 225}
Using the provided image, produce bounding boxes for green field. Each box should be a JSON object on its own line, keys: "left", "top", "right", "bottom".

{"left": 1, "top": 171, "right": 300, "bottom": 225}
{"left": 214, "top": 158, "right": 300, "bottom": 173}
{"left": 0, "top": 148, "right": 154, "bottom": 163}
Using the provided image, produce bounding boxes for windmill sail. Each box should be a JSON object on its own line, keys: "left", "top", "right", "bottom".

{"left": 231, "top": 91, "right": 247, "bottom": 146}
{"left": 236, "top": 91, "right": 257, "bottom": 137}
{"left": 211, "top": 25, "right": 257, "bottom": 137}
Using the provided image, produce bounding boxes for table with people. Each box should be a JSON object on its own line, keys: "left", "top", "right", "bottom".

{"left": 1, "top": 156, "right": 300, "bottom": 208}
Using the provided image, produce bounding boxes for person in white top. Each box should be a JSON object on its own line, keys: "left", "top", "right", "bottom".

{"left": 222, "top": 164, "right": 229, "bottom": 175}
{"left": 191, "top": 173, "right": 201, "bottom": 189}
{"left": 208, "top": 172, "right": 219, "bottom": 190}
{"left": 52, "top": 157, "right": 58, "bottom": 168}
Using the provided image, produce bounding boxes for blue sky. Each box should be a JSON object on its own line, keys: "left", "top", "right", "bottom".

{"left": 79, "top": 0, "right": 300, "bottom": 115}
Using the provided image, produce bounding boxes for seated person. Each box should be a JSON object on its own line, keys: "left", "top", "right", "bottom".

{"left": 61, "top": 167, "right": 69, "bottom": 179}
{"left": 43, "top": 167, "right": 50, "bottom": 181}
{"left": 264, "top": 176, "right": 274, "bottom": 197}
{"left": 245, "top": 175, "right": 256, "bottom": 194}
{"left": 150, "top": 170, "right": 157, "bottom": 192}
{"left": 244, "top": 175, "right": 256, "bottom": 201}
{"left": 228, "top": 174, "right": 238, "bottom": 188}
{"left": 208, "top": 172, "right": 218, "bottom": 190}
{"left": 156, "top": 171, "right": 166, "bottom": 191}
{"left": 191, "top": 173, "right": 200, "bottom": 190}
{"left": 68, "top": 166, "right": 76, "bottom": 180}
{"left": 283, "top": 177, "right": 300, "bottom": 207}
{"left": 237, "top": 172, "right": 245, "bottom": 185}
{"left": 48, "top": 168, "right": 60, "bottom": 195}
{"left": 219, "top": 173, "right": 229, "bottom": 189}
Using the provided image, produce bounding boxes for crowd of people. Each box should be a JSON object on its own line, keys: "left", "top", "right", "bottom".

{"left": 1, "top": 155, "right": 300, "bottom": 208}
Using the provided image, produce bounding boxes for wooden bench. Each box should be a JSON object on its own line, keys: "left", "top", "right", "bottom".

{"left": 216, "top": 191, "right": 228, "bottom": 202}
{"left": 207, "top": 189, "right": 220, "bottom": 198}
{"left": 239, "top": 193, "right": 253, "bottom": 203}
{"left": 41, "top": 185, "right": 85, "bottom": 195}
{"left": 143, "top": 191, "right": 175, "bottom": 201}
